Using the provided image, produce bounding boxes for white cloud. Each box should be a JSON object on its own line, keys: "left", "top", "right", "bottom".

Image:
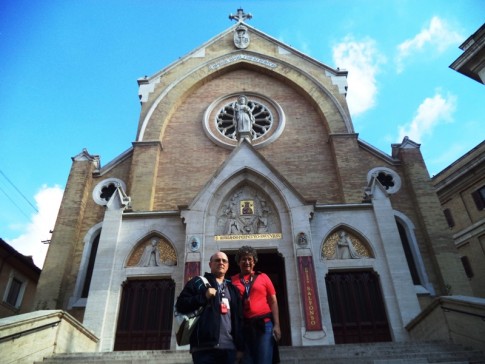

{"left": 396, "top": 16, "right": 463, "bottom": 73}
{"left": 398, "top": 91, "right": 457, "bottom": 143}
{"left": 332, "top": 36, "right": 386, "bottom": 116}
{"left": 7, "top": 185, "right": 64, "bottom": 269}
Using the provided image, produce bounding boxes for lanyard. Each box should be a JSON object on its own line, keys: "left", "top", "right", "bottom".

{"left": 218, "top": 281, "right": 226, "bottom": 298}
{"left": 240, "top": 273, "right": 256, "bottom": 299}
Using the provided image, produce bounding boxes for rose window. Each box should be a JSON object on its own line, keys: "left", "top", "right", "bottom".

{"left": 216, "top": 100, "right": 273, "bottom": 141}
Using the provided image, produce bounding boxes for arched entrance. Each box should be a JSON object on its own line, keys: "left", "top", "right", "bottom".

{"left": 224, "top": 250, "right": 292, "bottom": 346}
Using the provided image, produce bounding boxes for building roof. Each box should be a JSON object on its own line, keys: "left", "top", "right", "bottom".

{"left": 0, "top": 238, "right": 41, "bottom": 279}
{"left": 449, "top": 23, "right": 485, "bottom": 84}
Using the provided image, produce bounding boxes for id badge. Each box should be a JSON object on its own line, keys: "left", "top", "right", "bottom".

{"left": 220, "top": 297, "right": 229, "bottom": 314}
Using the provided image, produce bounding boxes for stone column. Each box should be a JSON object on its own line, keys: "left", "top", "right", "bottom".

{"left": 370, "top": 181, "right": 421, "bottom": 340}
{"left": 82, "top": 189, "right": 127, "bottom": 351}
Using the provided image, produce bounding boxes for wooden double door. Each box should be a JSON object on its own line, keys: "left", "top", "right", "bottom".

{"left": 114, "top": 279, "right": 175, "bottom": 350}
{"left": 325, "top": 270, "right": 392, "bottom": 344}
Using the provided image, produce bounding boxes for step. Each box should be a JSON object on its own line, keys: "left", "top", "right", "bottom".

{"left": 36, "top": 341, "right": 485, "bottom": 364}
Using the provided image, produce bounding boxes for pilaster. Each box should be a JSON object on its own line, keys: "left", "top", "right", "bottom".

{"left": 128, "top": 141, "right": 162, "bottom": 211}
{"left": 329, "top": 133, "right": 363, "bottom": 203}
{"left": 82, "top": 188, "right": 127, "bottom": 351}
{"left": 370, "top": 181, "right": 421, "bottom": 338}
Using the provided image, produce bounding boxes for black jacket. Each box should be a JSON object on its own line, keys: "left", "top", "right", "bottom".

{"left": 175, "top": 273, "right": 244, "bottom": 352}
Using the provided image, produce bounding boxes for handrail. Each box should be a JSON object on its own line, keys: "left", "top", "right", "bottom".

{"left": 0, "top": 320, "right": 61, "bottom": 343}
{"left": 441, "top": 306, "right": 485, "bottom": 320}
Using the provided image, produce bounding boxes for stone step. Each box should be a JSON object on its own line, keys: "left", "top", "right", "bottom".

{"left": 36, "top": 341, "right": 485, "bottom": 364}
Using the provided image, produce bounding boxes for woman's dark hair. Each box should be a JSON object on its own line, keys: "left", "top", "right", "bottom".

{"left": 235, "top": 245, "right": 258, "bottom": 264}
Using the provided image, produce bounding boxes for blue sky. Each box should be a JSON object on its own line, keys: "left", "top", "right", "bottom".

{"left": 1, "top": 0, "right": 483, "bottom": 268}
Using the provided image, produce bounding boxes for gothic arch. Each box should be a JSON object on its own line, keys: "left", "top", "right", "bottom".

{"left": 68, "top": 222, "right": 103, "bottom": 308}
{"left": 184, "top": 165, "right": 301, "bottom": 247}
{"left": 214, "top": 181, "right": 282, "bottom": 236}
{"left": 138, "top": 51, "right": 352, "bottom": 143}
{"left": 393, "top": 210, "right": 434, "bottom": 294}
{"left": 125, "top": 231, "right": 178, "bottom": 268}
{"left": 321, "top": 224, "right": 374, "bottom": 260}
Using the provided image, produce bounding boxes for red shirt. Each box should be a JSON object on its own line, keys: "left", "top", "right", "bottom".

{"left": 231, "top": 272, "right": 276, "bottom": 319}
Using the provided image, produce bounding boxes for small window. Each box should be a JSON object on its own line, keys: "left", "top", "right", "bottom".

{"left": 461, "top": 256, "right": 474, "bottom": 278}
{"left": 443, "top": 208, "right": 455, "bottom": 228}
{"left": 5, "top": 277, "right": 23, "bottom": 307}
{"left": 471, "top": 186, "right": 485, "bottom": 210}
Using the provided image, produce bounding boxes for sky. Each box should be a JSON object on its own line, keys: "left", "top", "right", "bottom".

{"left": 0, "top": 0, "right": 483, "bottom": 269}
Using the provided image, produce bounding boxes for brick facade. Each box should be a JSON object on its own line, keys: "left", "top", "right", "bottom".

{"left": 34, "top": 17, "right": 471, "bottom": 350}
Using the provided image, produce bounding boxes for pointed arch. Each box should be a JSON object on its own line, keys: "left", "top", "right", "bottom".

{"left": 322, "top": 224, "right": 374, "bottom": 260}
{"left": 126, "top": 231, "right": 178, "bottom": 268}
{"left": 393, "top": 210, "right": 434, "bottom": 295}
{"left": 68, "top": 222, "right": 102, "bottom": 309}
{"left": 138, "top": 51, "right": 352, "bottom": 143}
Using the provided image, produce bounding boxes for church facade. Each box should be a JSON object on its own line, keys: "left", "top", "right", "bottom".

{"left": 33, "top": 9, "right": 472, "bottom": 352}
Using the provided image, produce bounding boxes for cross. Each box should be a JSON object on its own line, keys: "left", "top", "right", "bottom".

{"left": 229, "top": 8, "right": 252, "bottom": 23}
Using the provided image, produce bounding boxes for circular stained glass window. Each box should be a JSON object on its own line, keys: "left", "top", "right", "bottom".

{"left": 203, "top": 93, "right": 285, "bottom": 150}
{"left": 216, "top": 99, "right": 273, "bottom": 141}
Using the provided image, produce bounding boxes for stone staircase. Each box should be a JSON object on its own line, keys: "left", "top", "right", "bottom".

{"left": 36, "top": 341, "right": 485, "bottom": 364}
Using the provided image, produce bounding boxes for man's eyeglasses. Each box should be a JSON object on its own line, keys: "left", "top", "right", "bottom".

{"left": 212, "top": 258, "right": 228, "bottom": 263}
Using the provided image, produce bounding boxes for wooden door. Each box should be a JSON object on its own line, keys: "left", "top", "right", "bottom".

{"left": 325, "top": 270, "right": 392, "bottom": 344}
{"left": 114, "top": 279, "right": 175, "bottom": 350}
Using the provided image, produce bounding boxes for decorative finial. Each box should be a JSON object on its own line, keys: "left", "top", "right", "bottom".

{"left": 229, "top": 8, "right": 252, "bottom": 23}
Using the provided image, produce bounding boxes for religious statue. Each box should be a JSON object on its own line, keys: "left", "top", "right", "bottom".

{"left": 333, "top": 231, "right": 362, "bottom": 259}
{"left": 138, "top": 239, "right": 160, "bottom": 267}
{"left": 225, "top": 209, "right": 241, "bottom": 235}
{"left": 234, "top": 95, "right": 255, "bottom": 137}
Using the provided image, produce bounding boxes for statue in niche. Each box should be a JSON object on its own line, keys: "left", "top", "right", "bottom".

{"left": 138, "top": 239, "right": 161, "bottom": 267}
{"left": 234, "top": 95, "right": 255, "bottom": 136}
{"left": 333, "top": 231, "right": 363, "bottom": 259}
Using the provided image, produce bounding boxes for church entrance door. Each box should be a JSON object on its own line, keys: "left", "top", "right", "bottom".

{"left": 114, "top": 279, "right": 175, "bottom": 350}
{"left": 225, "top": 250, "right": 292, "bottom": 346}
{"left": 325, "top": 270, "right": 392, "bottom": 344}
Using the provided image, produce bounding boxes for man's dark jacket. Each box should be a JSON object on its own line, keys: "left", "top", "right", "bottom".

{"left": 175, "top": 273, "right": 244, "bottom": 352}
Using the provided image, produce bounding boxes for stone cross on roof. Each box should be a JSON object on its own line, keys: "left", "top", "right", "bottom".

{"left": 229, "top": 8, "right": 252, "bottom": 23}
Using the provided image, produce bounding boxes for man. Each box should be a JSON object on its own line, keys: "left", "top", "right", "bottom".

{"left": 232, "top": 246, "right": 280, "bottom": 364}
{"left": 176, "top": 252, "right": 244, "bottom": 364}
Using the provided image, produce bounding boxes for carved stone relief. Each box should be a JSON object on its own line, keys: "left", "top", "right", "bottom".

{"left": 127, "top": 237, "right": 177, "bottom": 267}
{"left": 216, "top": 186, "right": 280, "bottom": 236}
{"left": 322, "top": 230, "right": 372, "bottom": 260}
{"left": 234, "top": 24, "right": 250, "bottom": 49}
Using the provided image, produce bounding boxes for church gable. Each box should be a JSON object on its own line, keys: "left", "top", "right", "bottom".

{"left": 137, "top": 13, "right": 351, "bottom": 144}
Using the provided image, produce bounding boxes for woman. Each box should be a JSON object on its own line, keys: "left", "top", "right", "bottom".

{"left": 231, "top": 246, "right": 280, "bottom": 364}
